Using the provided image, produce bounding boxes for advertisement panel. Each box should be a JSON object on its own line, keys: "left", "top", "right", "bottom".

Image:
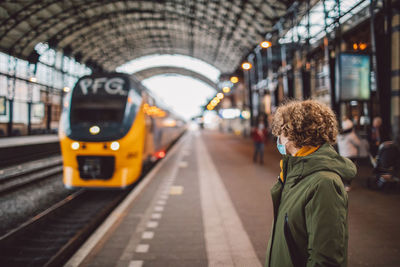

{"left": 0, "top": 97, "right": 6, "bottom": 115}
{"left": 33, "top": 103, "right": 45, "bottom": 118}
{"left": 336, "top": 53, "right": 370, "bottom": 101}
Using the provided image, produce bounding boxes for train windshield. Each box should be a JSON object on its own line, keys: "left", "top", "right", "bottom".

{"left": 69, "top": 75, "right": 130, "bottom": 126}
{"left": 65, "top": 74, "right": 142, "bottom": 141}
{"left": 70, "top": 96, "right": 126, "bottom": 125}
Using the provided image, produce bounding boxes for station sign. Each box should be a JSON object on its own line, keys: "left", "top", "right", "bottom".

{"left": 336, "top": 53, "right": 370, "bottom": 101}
{"left": 74, "top": 75, "right": 129, "bottom": 96}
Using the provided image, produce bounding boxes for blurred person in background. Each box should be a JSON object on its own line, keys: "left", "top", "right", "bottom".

{"left": 370, "top": 116, "right": 383, "bottom": 157}
{"left": 337, "top": 118, "right": 361, "bottom": 192}
{"left": 251, "top": 118, "right": 268, "bottom": 164}
{"left": 266, "top": 99, "right": 356, "bottom": 267}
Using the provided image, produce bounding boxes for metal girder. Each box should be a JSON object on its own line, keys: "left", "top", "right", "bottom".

{"left": 89, "top": 36, "right": 227, "bottom": 71}
{"left": 133, "top": 66, "right": 218, "bottom": 90}
{"left": 0, "top": 0, "right": 297, "bottom": 73}
{"left": 71, "top": 22, "right": 221, "bottom": 60}
{"left": 56, "top": 14, "right": 220, "bottom": 54}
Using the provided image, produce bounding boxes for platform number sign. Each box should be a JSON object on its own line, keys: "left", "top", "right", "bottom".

{"left": 0, "top": 97, "right": 5, "bottom": 115}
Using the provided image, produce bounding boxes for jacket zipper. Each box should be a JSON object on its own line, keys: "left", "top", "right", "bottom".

{"left": 284, "top": 213, "right": 304, "bottom": 267}
{"left": 268, "top": 175, "right": 285, "bottom": 267}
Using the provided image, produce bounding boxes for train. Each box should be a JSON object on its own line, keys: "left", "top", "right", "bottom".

{"left": 59, "top": 72, "right": 186, "bottom": 188}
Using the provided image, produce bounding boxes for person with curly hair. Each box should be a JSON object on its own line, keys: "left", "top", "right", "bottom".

{"left": 265, "top": 99, "right": 357, "bottom": 267}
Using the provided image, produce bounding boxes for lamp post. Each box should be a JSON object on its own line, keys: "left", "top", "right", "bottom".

{"left": 277, "top": 21, "right": 289, "bottom": 98}
{"left": 242, "top": 61, "right": 253, "bottom": 126}
{"left": 248, "top": 55, "right": 257, "bottom": 124}
{"left": 257, "top": 40, "right": 272, "bottom": 120}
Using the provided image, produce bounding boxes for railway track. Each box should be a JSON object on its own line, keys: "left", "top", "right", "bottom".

{"left": 0, "top": 156, "right": 63, "bottom": 195}
{"left": 0, "top": 134, "right": 181, "bottom": 266}
{"left": 0, "top": 189, "right": 129, "bottom": 267}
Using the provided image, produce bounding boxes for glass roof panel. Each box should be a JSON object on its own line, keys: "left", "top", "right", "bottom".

{"left": 280, "top": 0, "right": 370, "bottom": 44}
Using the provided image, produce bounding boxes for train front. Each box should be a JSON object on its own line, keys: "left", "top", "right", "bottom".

{"left": 59, "top": 73, "right": 145, "bottom": 189}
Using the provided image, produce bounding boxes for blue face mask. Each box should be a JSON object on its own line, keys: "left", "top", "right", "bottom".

{"left": 277, "top": 136, "right": 287, "bottom": 155}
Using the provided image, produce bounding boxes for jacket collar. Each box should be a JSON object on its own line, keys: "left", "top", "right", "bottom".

{"left": 279, "top": 145, "right": 320, "bottom": 183}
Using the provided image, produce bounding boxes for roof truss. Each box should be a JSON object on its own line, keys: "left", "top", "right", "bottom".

{"left": 0, "top": 0, "right": 297, "bottom": 73}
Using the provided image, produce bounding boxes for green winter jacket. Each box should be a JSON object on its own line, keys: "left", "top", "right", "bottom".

{"left": 266, "top": 143, "right": 357, "bottom": 267}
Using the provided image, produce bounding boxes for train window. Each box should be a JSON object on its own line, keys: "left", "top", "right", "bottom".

{"left": 128, "top": 89, "right": 142, "bottom": 108}
{"left": 70, "top": 96, "right": 126, "bottom": 124}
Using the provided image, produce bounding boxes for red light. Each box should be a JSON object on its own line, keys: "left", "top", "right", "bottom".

{"left": 156, "top": 151, "right": 166, "bottom": 159}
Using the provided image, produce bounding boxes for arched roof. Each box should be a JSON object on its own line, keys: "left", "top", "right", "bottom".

{"left": 0, "top": 0, "right": 297, "bottom": 73}
{"left": 133, "top": 66, "right": 218, "bottom": 90}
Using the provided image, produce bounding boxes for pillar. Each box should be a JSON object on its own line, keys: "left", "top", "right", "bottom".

{"left": 391, "top": 5, "right": 400, "bottom": 142}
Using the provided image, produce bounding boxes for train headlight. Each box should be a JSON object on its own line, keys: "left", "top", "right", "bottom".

{"left": 110, "top": 141, "right": 120, "bottom": 151}
{"left": 71, "top": 142, "right": 80, "bottom": 150}
{"left": 89, "top": 125, "right": 100, "bottom": 135}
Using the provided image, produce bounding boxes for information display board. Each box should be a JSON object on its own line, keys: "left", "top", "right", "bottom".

{"left": 336, "top": 53, "right": 370, "bottom": 101}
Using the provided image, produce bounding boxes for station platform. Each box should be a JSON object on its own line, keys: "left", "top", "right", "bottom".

{"left": 0, "top": 134, "right": 58, "bottom": 148}
{"left": 0, "top": 134, "right": 60, "bottom": 167}
{"left": 65, "top": 130, "right": 400, "bottom": 267}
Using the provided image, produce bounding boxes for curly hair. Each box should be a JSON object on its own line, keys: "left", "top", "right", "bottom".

{"left": 271, "top": 99, "right": 338, "bottom": 147}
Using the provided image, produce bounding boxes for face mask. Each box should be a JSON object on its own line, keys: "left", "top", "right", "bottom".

{"left": 277, "top": 136, "right": 287, "bottom": 155}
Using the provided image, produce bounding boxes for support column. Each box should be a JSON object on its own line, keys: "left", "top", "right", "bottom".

{"left": 302, "top": 0, "right": 312, "bottom": 99}
{"left": 243, "top": 68, "right": 252, "bottom": 126}
{"left": 277, "top": 21, "right": 289, "bottom": 97}
{"left": 7, "top": 56, "right": 17, "bottom": 137}
{"left": 391, "top": 4, "right": 400, "bottom": 142}
{"left": 266, "top": 41, "right": 276, "bottom": 107}
{"left": 60, "top": 52, "right": 66, "bottom": 114}
{"left": 26, "top": 63, "right": 35, "bottom": 135}
{"left": 248, "top": 55, "right": 258, "bottom": 125}
{"left": 255, "top": 48, "right": 264, "bottom": 116}
{"left": 322, "top": 0, "right": 340, "bottom": 119}
{"left": 46, "top": 87, "right": 52, "bottom": 132}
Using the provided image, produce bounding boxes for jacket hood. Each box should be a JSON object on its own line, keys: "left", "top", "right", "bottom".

{"left": 284, "top": 143, "right": 357, "bottom": 183}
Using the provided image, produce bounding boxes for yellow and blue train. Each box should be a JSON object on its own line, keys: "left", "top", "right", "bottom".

{"left": 59, "top": 72, "right": 185, "bottom": 188}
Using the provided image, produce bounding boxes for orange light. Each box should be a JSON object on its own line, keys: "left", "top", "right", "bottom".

{"left": 143, "top": 104, "right": 166, "bottom": 117}
{"left": 230, "top": 76, "right": 239, "bottom": 83}
{"left": 359, "top": 43, "right": 367, "bottom": 50}
{"left": 353, "top": 43, "right": 358, "bottom": 50}
{"left": 156, "top": 150, "right": 166, "bottom": 159}
{"left": 242, "top": 62, "right": 252, "bottom": 70}
{"left": 260, "top": 41, "right": 272, "bottom": 48}
{"left": 323, "top": 37, "right": 329, "bottom": 47}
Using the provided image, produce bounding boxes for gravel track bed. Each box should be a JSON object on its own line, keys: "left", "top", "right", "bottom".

{"left": 0, "top": 175, "right": 76, "bottom": 236}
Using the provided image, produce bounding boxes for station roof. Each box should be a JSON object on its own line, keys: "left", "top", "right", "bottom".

{"left": 0, "top": 0, "right": 298, "bottom": 73}
{"left": 134, "top": 66, "right": 218, "bottom": 89}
